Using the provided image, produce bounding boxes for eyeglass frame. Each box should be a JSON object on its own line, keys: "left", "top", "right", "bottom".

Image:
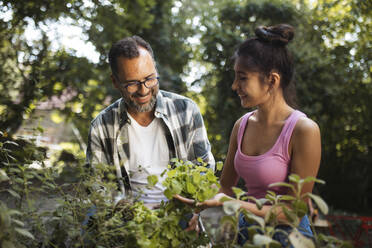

{"left": 115, "top": 75, "right": 160, "bottom": 93}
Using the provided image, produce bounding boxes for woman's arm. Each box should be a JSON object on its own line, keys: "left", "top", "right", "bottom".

{"left": 289, "top": 117, "right": 321, "bottom": 197}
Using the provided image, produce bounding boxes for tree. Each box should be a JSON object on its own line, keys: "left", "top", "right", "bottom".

{"left": 0, "top": 0, "right": 195, "bottom": 142}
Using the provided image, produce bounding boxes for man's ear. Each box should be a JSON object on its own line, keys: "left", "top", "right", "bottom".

{"left": 111, "top": 74, "right": 119, "bottom": 89}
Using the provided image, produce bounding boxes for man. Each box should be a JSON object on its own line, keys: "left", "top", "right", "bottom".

{"left": 86, "top": 36, "right": 214, "bottom": 207}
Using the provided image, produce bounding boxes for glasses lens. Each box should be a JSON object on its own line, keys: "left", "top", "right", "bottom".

{"left": 125, "top": 77, "right": 158, "bottom": 93}
{"left": 126, "top": 83, "right": 138, "bottom": 93}
{"left": 145, "top": 77, "right": 158, "bottom": 88}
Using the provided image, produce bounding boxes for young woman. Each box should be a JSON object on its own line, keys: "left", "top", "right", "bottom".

{"left": 178, "top": 24, "right": 321, "bottom": 245}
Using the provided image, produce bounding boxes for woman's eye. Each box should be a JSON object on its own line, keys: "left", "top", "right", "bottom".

{"left": 239, "top": 77, "right": 247, "bottom": 81}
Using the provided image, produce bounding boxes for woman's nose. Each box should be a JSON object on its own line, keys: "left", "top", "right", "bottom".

{"left": 231, "top": 80, "right": 238, "bottom": 91}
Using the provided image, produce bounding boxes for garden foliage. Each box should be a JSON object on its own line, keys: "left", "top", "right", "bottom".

{"left": 0, "top": 133, "right": 351, "bottom": 247}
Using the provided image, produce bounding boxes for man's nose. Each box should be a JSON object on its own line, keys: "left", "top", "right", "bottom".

{"left": 138, "top": 82, "right": 150, "bottom": 94}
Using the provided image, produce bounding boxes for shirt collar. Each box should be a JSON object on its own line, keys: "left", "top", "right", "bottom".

{"left": 119, "top": 98, "right": 129, "bottom": 127}
{"left": 154, "top": 90, "right": 167, "bottom": 117}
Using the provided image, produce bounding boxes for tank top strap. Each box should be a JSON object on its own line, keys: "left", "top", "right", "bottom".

{"left": 237, "top": 111, "right": 256, "bottom": 149}
{"left": 279, "top": 110, "right": 307, "bottom": 160}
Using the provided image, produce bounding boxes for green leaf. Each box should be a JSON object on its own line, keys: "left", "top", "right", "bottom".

{"left": 164, "top": 189, "right": 173, "bottom": 199}
{"left": 14, "top": 178, "right": 24, "bottom": 184}
{"left": 147, "top": 175, "right": 158, "bottom": 187}
{"left": 216, "top": 161, "right": 223, "bottom": 171}
{"left": 192, "top": 171, "right": 201, "bottom": 184}
{"left": 8, "top": 209, "right": 22, "bottom": 216}
{"left": 206, "top": 171, "right": 217, "bottom": 182}
{"left": 282, "top": 206, "right": 297, "bottom": 224}
{"left": 0, "top": 169, "right": 9, "bottom": 182}
{"left": 302, "top": 176, "right": 318, "bottom": 183}
{"left": 288, "top": 229, "right": 315, "bottom": 248}
{"left": 278, "top": 195, "right": 296, "bottom": 201}
{"left": 288, "top": 174, "right": 300, "bottom": 183}
{"left": 9, "top": 168, "right": 21, "bottom": 173}
{"left": 14, "top": 228, "right": 35, "bottom": 239}
{"left": 4, "top": 141, "right": 19, "bottom": 146}
{"left": 268, "top": 182, "right": 295, "bottom": 192}
{"left": 167, "top": 170, "right": 177, "bottom": 178}
{"left": 223, "top": 201, "right": 241, "bottom": 215}
{"left": 186, "top": 181, "right": 196, "bottom": 194}
{"left": 314, "top": 178, "right": 326, "bottom": 185}
{"left": 264, "top": 208, "right": 276, "bottom": 224}
{"left": 243, "top": 212, "right": 265, "bottom": 228}
{"left": 232, "top": 187, "right": 245, "bottom": 200}
{"left": 12, "top": 219, "right": 25, "bottom": 227}
{"left": 269, "top": 240, "right": 283, "bottom": 248}
{"left": 171, "top": 180, "right": 182, "bottom": 194}
{"left": 293, "top": 200, "right": 308, "bottom": 218}
{"left": 265, "top": 193, "right": 276, "bottom": 202}
{"left": 307, "top": 193, "right": 329, "bottom": 215}
{"left": 255, "top": 198, "right": 269, "bottom": 209}
{"left": 253, "top": 234, "right": 273, "bottom": 245}
{"left": 7, "top": 189, "right": 21, "bottom": 199}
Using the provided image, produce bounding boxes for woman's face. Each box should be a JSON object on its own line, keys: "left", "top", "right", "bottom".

{"left": 232, "top": 57, "right": 271, "bottom": 108}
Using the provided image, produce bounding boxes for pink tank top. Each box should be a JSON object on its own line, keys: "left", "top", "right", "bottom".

{"left": 234, "top": 110, "right": 306, "bottom": 199}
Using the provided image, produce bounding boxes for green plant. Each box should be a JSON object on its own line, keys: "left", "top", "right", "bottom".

{"left": 162, "top": 158, "right": 221, "bottom": 202}
{"left": 0, "top": 130, "right": 354, "bottom": 247}
{"left": 206, "top": 174, "right": 353, "bottom": 248}
{"left": 0, "top": 130, "right": 49, "bottom": 208}
{"left": 0, "top": 200, "right": 35, "bottom": 248}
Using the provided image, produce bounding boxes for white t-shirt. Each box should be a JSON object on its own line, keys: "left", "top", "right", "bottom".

{"left": 127, "top": 113, "right": 169, "bottom": 204}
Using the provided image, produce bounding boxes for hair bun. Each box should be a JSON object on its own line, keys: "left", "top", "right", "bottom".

{"left": 254, "top": 24, "right": 294, "bottom": 46}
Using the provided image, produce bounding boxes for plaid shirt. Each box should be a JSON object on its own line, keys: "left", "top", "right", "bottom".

{"left": 86, "top": 90, "right": 215, "bottom": 197}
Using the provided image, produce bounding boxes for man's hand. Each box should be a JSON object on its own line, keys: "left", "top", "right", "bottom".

{"left": 185, "top": 213, "right": 200, "bottom": 233}
{"left": 174, "top": 193, "right": 233, "bottom": 233}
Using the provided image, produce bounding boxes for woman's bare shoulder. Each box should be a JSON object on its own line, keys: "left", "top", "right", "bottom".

{"left": 292, "top": 116, "right": 321, "bottom": 143}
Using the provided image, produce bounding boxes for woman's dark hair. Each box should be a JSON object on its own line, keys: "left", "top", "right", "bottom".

{"left": 234, "top": 24, "right": 297, "bottom": 107}
{"left": 108, "top": 35, "right": 154, "bottom": 77}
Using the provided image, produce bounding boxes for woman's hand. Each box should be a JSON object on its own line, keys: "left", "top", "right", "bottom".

{"left": 173, "top": 192, "right": 232, "bottom": 210}
{"left": 195, "top": 193, "right": 232, "bottom": 210}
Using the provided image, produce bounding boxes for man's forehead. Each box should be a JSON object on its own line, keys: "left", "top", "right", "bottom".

{"left": 116, "top": 48, "right": 156, "bottom": 80}
{"left": 118, "top": 47, "right": 153, "bottom": 64}
{"left": 138, "top": 46, "right": 152, "bottom": 57}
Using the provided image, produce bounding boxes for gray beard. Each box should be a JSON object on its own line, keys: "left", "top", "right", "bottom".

{"left": 124, "top": 94, "right": 157, "bottom": 113}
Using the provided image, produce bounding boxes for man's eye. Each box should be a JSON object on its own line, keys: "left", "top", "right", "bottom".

{"left": 239, "top": 77, "right": 247, "bottom": 81}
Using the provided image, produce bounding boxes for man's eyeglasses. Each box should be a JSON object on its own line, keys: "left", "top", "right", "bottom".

{"left": 119, "top": 76, "right": 159, "bottom": 93}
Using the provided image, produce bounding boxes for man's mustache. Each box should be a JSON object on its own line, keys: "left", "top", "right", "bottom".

{"left": 131, "top": 90, "right": 153, "bottom": 98}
